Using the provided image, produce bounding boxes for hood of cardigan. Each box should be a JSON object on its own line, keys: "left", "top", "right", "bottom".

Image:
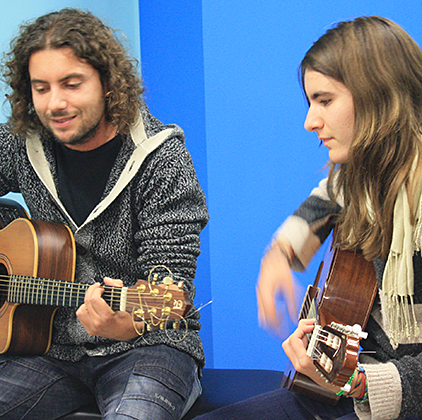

{"left": 25, "top": 112, "right": 179, "bottom": 230}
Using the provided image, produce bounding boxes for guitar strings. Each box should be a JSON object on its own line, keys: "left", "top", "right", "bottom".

{"left": 0, "top": 274, "right": 194, "bottom": 341}
{"left": 187, "top": 299, "right": 213, "bottom": 317}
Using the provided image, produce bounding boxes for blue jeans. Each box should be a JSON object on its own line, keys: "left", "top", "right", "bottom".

{"left": 0, "top": 345, "right": 201, "bottom": 420}
{"left": 193, "top": 387, "right": 422, "bottom": 420}
{"left": 193, "top": 388, "right": 356, "bottom": 420}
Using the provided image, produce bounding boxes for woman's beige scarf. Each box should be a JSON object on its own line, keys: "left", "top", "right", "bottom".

{"left": 380, "top": 180, "right": 422, "bottom": 349}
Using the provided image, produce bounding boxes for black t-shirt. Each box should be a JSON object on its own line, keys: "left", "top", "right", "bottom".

{"left": 53, "top": 134, "right": 122, "bottom": 226}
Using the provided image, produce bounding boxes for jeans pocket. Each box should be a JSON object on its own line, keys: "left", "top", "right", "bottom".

{"left": 133, "top": 363, "right": 190, "bottom": 401}
{"left": 115, "top": 347, "right": 198, "bottom": 419}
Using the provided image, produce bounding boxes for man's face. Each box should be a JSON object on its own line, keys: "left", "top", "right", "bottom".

{"left": 29, "top": 47, "right": 110, "bottom": 151}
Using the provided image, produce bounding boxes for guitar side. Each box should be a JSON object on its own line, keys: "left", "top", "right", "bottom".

{"left": 0, "top": 217, "right": 76, "bottom": 355}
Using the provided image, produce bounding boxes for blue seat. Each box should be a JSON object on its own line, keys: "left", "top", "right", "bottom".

{"left": 59, "top": 368, "right": 284, "bottom": 419}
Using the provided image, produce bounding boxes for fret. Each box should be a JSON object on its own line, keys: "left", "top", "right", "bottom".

{"left": 29, "top": 277, "right": 34, "bottom": 304}
{"left": 103, "top": 286, "right": 111, "bottom": 309}
{"left": 5, "top": 275, "right": 89, "bottom": 308}
{"left": 74, "top": 283, "right": 83, "bottom": 307}
{"left": 36, "top": 279, "right": 41, "bottom": 304}
{"left": 44, "top": 278, "right": 49, "bottom": 306}
{"left": 52, "top": 281, "right": 57, "bottom": 305}
{"left": 14, "top": 276, "right": 18, "bottom": 303}
{"left": 102, "top": 286, "right": 123, "bottom": 312}
{"left": 48, "top": 281, "right": 53, "bottom": 306}
{"left": 39, "top": 279, "right": 43, "bottom": 304}
{"left": 64, "top": 282, "right": 69, "bottom": 306}
{"left": 18, "top": 276, "right": 23, "bottom": 303}
{"left": 49, "top": 281, "right": 54, "bottom": 306}
{"left": 24, "top": 276, "right": 29, "bottom": 304}
{"left": 27, "top": 277, "right": 31, "bottom": 304}
{"left": 52, "top": 281, "right": 57, "bottom": 306}
{"left": 53, "top": 281, "right": 59, "bottom": 306}
{"left": 20, "top": 277, "right": 25, "bottom": 302}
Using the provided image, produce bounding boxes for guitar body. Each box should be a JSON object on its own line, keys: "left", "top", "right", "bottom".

{"left": 0, "top": 215, "right": 76, "bottom": 355}
{"left": 282, "top": 238, "right": 378, "bottom": 404}
{"left": 317, "top": 244, "right": 378, "bottom": 330}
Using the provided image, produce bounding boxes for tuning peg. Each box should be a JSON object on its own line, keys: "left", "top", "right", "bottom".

{"left": 138, "top": 284, "right": 146, "bottom": 293}
{"left": 352, "top": 324, "right": 368, "bottom": 339}
{"left": 134, "top": 308, "right": 144, "bottom": 318}
{"left": 163, "top": 276, "right": 173, "bottom": 285}
{"left": 341, "top": 383, "right": 352, "bottom": 393}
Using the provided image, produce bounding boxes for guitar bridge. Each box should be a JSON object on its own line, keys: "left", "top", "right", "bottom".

{"left": 308, "top": 322, "right": 368, "bottom": 387}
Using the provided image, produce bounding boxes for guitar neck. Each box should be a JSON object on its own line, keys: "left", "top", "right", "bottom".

{"left": 7, "top": 275, "right": 123, "bottom": 310}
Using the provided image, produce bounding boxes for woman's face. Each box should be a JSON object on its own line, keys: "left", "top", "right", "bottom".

{"left": 303, "top": 70, "right": 355, "bottom": 164}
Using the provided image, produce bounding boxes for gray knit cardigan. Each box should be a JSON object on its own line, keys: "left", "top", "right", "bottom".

{"left": 0, "top": 101, "right": 209, "bottom": 366}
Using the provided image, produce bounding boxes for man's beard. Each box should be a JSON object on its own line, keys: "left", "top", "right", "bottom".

{"left": 46, "top": 116, "right": 103, "bottom": 147}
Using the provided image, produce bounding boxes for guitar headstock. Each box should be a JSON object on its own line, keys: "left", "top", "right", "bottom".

{"left": 129, "top": 279, "right": 192, "bottom": 332}
{"left": 307, "top": 322, "right": 367, "bottom": 388}
{"left": 103, "top": 278, "right": 192, "bottom": 338}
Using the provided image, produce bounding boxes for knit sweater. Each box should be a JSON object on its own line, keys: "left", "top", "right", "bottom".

{"left": 0, "top": 101, "right": 209, "bottom": 366}
{"left": 275, "top": 177, "right": 422, "bottom": 420}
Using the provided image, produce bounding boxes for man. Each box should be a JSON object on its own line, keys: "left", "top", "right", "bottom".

{"left": 0, "top": 8, "right": 208, "bottom": 419}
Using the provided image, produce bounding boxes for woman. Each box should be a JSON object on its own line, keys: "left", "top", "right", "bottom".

{"left": 196, "top": 16, "right": 422, "bottom": 420}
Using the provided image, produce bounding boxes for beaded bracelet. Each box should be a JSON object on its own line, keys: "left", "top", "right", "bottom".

{"left": 336, "top": 369, "right": 356, "bottom": 396}
{"left": 355, "top": 365, "right": 369, "bottom": 403}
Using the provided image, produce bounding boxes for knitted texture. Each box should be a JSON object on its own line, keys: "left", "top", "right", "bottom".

{"left": 0, "top": 102, "right": 209, "bottom": 366}
{"left": 354, "top": 362, "right": 401, "bottom": 420}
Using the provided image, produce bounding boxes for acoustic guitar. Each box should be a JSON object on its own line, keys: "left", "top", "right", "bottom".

{"left": 281, "top": 237, "right": 378, "bottom": 405}
{"left": 0, "top": 198, "right": 191, "bottom": 356}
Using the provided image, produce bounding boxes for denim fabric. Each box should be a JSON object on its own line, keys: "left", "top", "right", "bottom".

{"left": 193, "top": 388, "right": 355, "bottom": 420}
{"left": 193, "top": 387, "right": 422, "bottom": 420}
{"left": 0, "top": 345, "right": 201, "bottom": 420}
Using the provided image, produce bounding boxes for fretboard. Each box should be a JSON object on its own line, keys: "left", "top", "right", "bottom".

{"left": 7, "top": 275, "right": 123, "bottom": 310}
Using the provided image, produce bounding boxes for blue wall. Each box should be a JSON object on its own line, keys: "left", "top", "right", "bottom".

{"left": 138, "top": 0, "right": 422, "bottom": 371}
{"left": 137, "top": 0, "right": 213, "bottom": 367}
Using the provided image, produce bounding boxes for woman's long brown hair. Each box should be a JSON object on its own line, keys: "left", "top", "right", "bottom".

{"left": 301, "top": 16, "right": 422, "bottom": 259}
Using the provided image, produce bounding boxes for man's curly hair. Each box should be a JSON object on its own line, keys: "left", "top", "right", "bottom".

{"left": 2, "top": 8, "right": 144, "bottom": 136}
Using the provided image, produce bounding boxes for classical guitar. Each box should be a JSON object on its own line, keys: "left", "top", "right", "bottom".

{"left": 0, "top": 198, "right": 192, "bottom": 356}
{"left": 281, "top": 237, "right": 378, "bottom": 405}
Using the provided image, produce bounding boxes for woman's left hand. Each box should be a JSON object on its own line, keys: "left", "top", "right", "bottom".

{"left": 282, "top": 318, "right": 342, "bottom": 393}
